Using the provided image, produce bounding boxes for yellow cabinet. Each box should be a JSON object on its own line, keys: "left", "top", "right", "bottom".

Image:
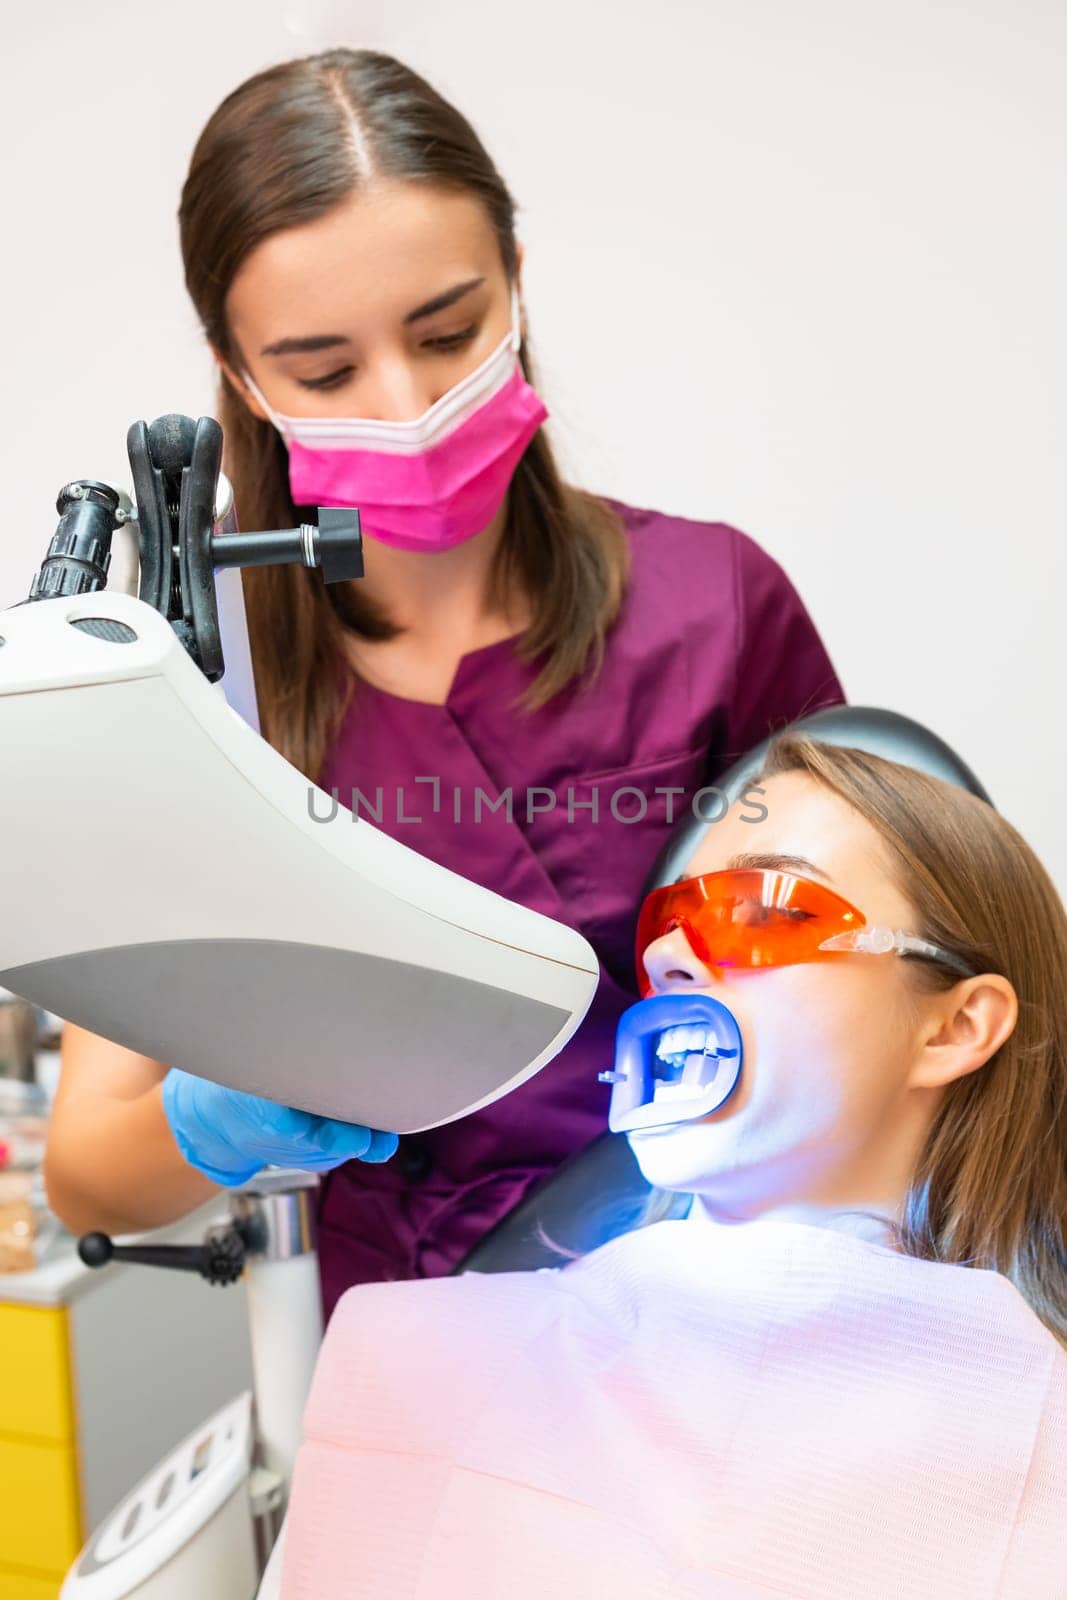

{"left": 0, "top": 1304, "right": 74, "bottom": 1442}
{"left": 0, "top": 1570, "right": 64, "bottom": 1599}
{"left": 0, "top": 1432, "right": 81, "bottom": 1575}
{"left": 0, "top": 1303, "right": 80, "bottom": 1595}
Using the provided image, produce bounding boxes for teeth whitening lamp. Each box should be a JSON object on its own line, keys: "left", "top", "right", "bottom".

{"left": 0, "top": 415, "right": 599, "bottom": 1598}
{"left": 0, "top": 415, "right": 597, "bottom": 1131}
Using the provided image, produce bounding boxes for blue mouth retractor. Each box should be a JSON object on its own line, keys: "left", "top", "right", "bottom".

{"left": 599, "top": 992, "right": 743, "bottom": 1133}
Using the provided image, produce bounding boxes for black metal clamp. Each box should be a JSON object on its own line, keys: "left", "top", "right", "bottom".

{"left": 27, "top": 412, "right": 364, "bottom": 682}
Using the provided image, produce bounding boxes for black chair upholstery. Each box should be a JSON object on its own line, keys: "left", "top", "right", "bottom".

{"left": 454, "top": 706, "right": 993, "bottom": 1275}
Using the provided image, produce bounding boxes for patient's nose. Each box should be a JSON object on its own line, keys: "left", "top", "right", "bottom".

{"left": 641, "top": 924, "right": 716, "bottom": 992}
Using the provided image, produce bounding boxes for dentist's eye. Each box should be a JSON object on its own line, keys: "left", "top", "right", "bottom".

{"left": 423, "top": 324, "right": 478, "bottom": 353}
{"left": 298, "top": 367, "right": 355, "bottom": 391}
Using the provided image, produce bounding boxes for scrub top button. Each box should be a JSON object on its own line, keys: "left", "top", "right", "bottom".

{"left": 396, "top": 1137, "right": 432, "bottom": 1180}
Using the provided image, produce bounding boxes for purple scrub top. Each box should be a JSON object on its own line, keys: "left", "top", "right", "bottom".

{"left": 315, "top": 498, "right": 844, "bottom": 1317}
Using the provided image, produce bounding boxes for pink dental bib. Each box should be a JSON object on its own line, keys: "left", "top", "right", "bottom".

{"left": 281, "top": 1214, "right": 1067, "bottom": 1598}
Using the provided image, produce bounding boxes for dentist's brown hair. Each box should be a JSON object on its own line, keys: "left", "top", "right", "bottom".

{"left": 179, "top": 48, "right": 627, "bottom": 782}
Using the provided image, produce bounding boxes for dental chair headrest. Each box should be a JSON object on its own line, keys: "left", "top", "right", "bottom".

{"left": 643, "top": 704, "right": 994, "bottom": 898}
{"left": 455, "top": 705, "right": 993, "bottom": 1276}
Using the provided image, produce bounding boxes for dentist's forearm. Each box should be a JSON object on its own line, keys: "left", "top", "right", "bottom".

{"left": 44, "top": 1026, "right": 219, "bottom": 1236}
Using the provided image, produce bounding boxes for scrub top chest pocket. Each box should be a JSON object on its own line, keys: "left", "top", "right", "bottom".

{"left": 563, "top": 743, "right": 710, "bottom": 992}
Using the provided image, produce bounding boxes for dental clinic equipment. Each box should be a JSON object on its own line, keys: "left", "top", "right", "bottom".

{"left": 0, "top": 413, "right": 598, "bottom": 1132}
{"left": 0, "top": 411, "right": 598, "bottom": 1598}
{"left": 69, "top": 1168, "right": 320, "bottom": 1598}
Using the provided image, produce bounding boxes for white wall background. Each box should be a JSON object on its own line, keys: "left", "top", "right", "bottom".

{"left": 4, "top": 0, "right": 1065, "bottom": 887}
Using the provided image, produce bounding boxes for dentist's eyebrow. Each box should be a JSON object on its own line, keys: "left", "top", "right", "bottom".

{"left": 259, "top": 278, "right": 488, "bottom": 357}
{"left": 260, "top": 332, "right": 350, "bottom": 357}
{"left": 673, "top": 852, "right": 836, "bottom": 885}
{"left": 403, "top": 276, "right": 486, "bottom": 324}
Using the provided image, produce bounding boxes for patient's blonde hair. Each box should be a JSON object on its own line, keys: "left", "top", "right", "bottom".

{"left": 748, "top": 736, "right": 1067, "bottom": 1346}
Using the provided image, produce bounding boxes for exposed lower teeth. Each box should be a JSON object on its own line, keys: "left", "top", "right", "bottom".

{"left": 653, "top": 1082, "right": 705, "bottom": 1100}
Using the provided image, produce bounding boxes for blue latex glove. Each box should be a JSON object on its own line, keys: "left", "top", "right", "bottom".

{"left": 162, "top": 1068, "right": 399, "bottom": 1187}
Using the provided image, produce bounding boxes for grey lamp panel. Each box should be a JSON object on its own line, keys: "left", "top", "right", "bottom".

{"left": 1, "top": 940, "right": 570, "bottom": 1134}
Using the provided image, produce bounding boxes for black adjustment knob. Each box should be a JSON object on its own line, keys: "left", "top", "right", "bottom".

{"left": 76, "top": 1227, "right": 246, "bottom": 1286}
{"left": 201, "top": 1229, "right": 246, "bottom": 1286}
{"left": 77, "top": 1231, "right": 114, "bottom": 1268}
{"left": 28, "top": 481, "right": 120, "bottom": 601}
{"left": 314, "top": 508, "right": 364, "bottom": 582}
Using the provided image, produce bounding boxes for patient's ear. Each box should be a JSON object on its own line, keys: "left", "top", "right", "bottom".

{"left": 909, "top": 974, "right": 1018, "bottom": 1091}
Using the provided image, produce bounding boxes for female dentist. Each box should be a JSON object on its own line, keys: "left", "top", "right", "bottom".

{"left": 45, "top": 47, "right": 844, "bottom": 1318}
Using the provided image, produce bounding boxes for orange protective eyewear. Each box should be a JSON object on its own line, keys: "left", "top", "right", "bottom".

{"left": 635, "top": 868, "right": 976, "bottom": 997}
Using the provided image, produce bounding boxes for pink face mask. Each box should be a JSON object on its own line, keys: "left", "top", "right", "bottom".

{"left": 243, "top": 287, "right": 548, "bottom": 553}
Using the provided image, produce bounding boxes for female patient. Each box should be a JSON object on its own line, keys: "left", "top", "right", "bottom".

{"left": 278, "top": 735, "right": 1067, "bottom": 1600}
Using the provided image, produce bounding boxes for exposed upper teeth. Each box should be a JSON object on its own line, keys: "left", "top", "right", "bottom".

{"left": 656, "top": 1025, "right": 715, "bottom": 1060}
